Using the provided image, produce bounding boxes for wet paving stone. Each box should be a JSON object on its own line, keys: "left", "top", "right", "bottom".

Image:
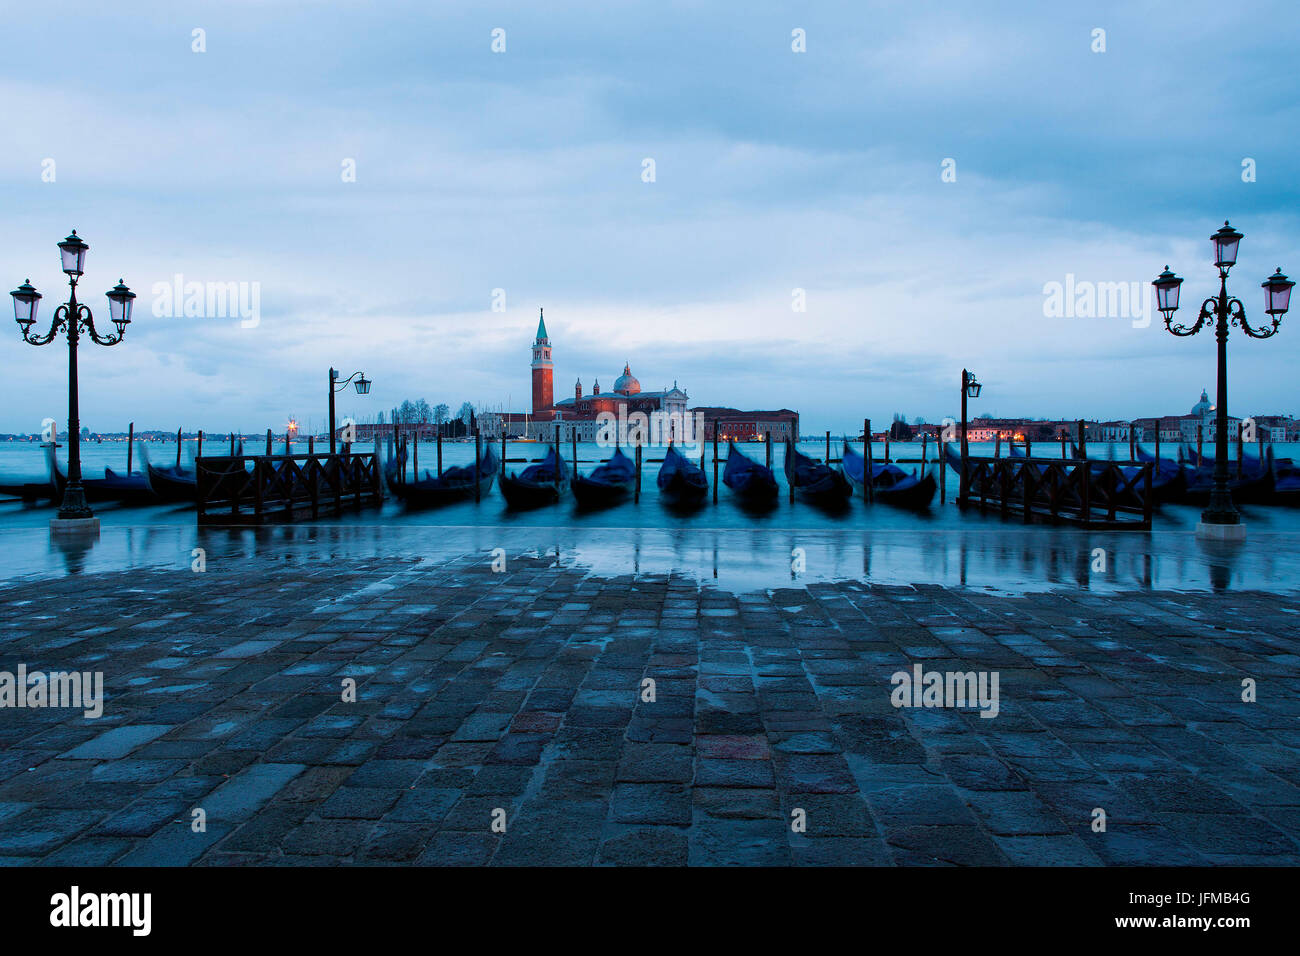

{"left": 0, "top": 559, "right": 1297, "bottom": 865}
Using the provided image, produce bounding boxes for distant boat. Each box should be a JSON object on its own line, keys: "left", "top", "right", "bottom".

{"left": 656, "top": 445, "right": 708, "bottom": 505}
{"left": 784, "top": 439, "right": 851, "bottom": 506}
{"left": 395, "top": 446, "right": 498, "bottom": 508}
{"left": 500, "top": 446, "right": 569, "bottom": 509}
{"left": 722, "top": 441, "right": 778, "bottom": 504}
{"left": 842, "top": 442, "right": 936, "bottom": 510}
{"left": 572, "top": 447, "right": 636, "bottom": 509}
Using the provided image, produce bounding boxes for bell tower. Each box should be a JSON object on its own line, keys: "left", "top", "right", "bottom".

{"left": 531, "top": 308, "right": 553, "bottom": 414}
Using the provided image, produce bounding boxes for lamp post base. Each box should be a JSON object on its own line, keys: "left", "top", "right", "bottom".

{"left": 50, "top": 516, "right": 100, "bottom": 536}
{"left": 1196, "top": 520, "right": 1246, "bottom": 542}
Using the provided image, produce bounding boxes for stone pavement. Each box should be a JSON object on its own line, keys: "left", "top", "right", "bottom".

{"left": 0, "top": 551, "right": 1297, "bottom": 866}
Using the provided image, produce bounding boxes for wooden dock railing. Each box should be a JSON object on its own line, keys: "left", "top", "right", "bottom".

{"left": 959, "top": 455, "right": 1153, "bottom": 529}
{"left": 196, "top": 451, "right": 383, "bottom": 524}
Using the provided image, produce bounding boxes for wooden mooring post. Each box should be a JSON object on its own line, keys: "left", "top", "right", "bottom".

{"left": 1154, "top": 427, "right": 1161, "bottom": 466}
{"left": 176, "top": 428, "right": 183, "bottom": 467}
{"left": 436, "top": 426, "right": 442, "bottom": 476}
{"left": 229, "top": 432, "right": 235, "bottom": 455}
{"left": 864, "top": 419, "right": 874, "bottom": 503}
{"left": 474, "top": 430, "right": 482, "bottom": 502}
{"left": 265, "top": 429, "right": 272, "bottom": 457}
{"left": 825, "top": 430, "right": 830, "bottom": 462}
{"left": 127, "top": 422, "right": 134, "bottom": 473}
{"left": 571, "top": 424, "right": 578, "bottom": 472}
{"left": 634, "top": 441, "right": 642, "bottom": 502}
{"left": 1237, "top": 421, "right": 1244, "bottom": 478}
{"left": 1197, "top": 423, "right": 1203, "bottom": 462}
{"left": 1077, "top": 420, "right": 1087, "bottom": 460}
{"left": 712, "top": 420, "right": 719, "bottom": 503}
{"left": 197, "top": 430, "right": 203, "bottom": 460}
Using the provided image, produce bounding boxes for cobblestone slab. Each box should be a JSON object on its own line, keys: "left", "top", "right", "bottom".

{"left": 0, "top": 551, "right": 1297, "bottom": 865}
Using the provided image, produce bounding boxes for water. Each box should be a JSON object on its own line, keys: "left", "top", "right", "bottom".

{"left": 1, "top": 438, "right": 1296, "bottom": 591}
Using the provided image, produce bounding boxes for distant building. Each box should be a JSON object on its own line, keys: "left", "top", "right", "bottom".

{"left": 696, "top": 408, "right": 799, "bottom": 443}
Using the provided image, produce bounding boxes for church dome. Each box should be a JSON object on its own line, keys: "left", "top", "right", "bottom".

{"left": 613, "top": 363, "right": 641, "bottom": 395}
{"left": 1191, "top": 389, "right": 1212, "bottom": 417}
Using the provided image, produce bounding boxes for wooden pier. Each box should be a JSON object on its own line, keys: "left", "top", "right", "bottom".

{"left": 958, "top": 455, "right": 1153, "bottom": 529}
{"left": 195, "top": 451, "right": 384, "bottom": 524}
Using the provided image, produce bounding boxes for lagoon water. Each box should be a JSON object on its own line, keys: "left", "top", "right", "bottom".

{"left": 1, "top": 438, "right": 1297, "bottom": 592}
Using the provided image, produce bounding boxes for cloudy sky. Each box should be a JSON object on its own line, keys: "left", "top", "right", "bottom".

{"left": 2, "top": 0, "right": 1297, "bottom": 435}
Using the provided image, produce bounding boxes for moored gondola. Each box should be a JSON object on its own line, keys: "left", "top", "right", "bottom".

{"left": 656, "top": 445, "right": 708, "bottom": 505}
{"left": 721, "top": 441, "right": 779, "bottom": 504}
{"left": 842, "top": 442, "right": 936, "bottom": 509}
{"left": 785, "top": 439, "right": 851, "bottom": 506}
{"left": 395, "top": 446, "right": 498, "bottom": 507}
{"left": 46, "top": 446, "right": 157, "bottom": 505}
{"left": 500, "top": 446, "right": 569, "bottom": 509}
{"left": 572, "top": 447, "right": 636, "bottom": 509}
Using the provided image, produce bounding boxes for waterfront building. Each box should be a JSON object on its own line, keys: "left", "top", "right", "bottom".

{"left": 696, "top": 408, "right": 800, "bottom": 443}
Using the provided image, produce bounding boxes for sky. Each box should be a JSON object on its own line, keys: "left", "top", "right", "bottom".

{"left": 2, "top": 0, "right": 1298, "bottom": 435}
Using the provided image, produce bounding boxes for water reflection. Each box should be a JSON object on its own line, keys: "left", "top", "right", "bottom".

{"left": 0, "top": 516, "right": 1292, "bottom": 595}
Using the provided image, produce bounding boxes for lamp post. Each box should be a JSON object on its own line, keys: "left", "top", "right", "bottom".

{"left": 958, "top": 368, "right": 982, "bottom": 503}
{"left": 1153, "top": 221, "right": 1292, "bottom": 541}
{"left": 11, "top": 232, "right": 135, "bottom": 533}
{"left": 329, "top": 368, "right": 371, "bottom": 453}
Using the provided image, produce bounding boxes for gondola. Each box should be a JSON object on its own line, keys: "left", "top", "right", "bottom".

{"left": 656, "top": 444, "right": 708, "bottom": 505}
{"left": 0, "top": 453, "right": 58, "bottom": 501}
{"left": 842, "top": 442, "right": 936, "bottom": 510}
{"left": 721, "top": 441, "right": 779, "bottom": 504}
{"left": 784, "top": 439, "right": 851, "bottom": 506}
{"left": 46, "top": 446, "right": 157, "bottom": 505}
{"left": 394, "top": 447, "right": 498, "bottom": 507}
{"left": 572, "top": 447, "right": 636, "bottom": 509}
{"left": 138, "top": 444, "right": 198, "bottom": 503}
{"left": 1271, "top": 453, "right": 1300, "bottom": 505}
{"left": 1178, "top": 445, "right": 1275, "bottom": 505}
{"left": 500, "top": 446, "right": 569, "bottom": 509}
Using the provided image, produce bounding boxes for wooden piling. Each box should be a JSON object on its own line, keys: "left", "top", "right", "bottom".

{"left": 413, "top": 435, "right": 418, "bottom": 476}
{"left": 939, "top": 439, "right": 946, "bottom": 504}
{"left": 501, "top": 430, "right": 507, "bottom": 475}
{"left": 571, "top": 424, "right": 577, "bottom": 473}
{"left": 1154, "top": 427, "right": 1161, "bottom": 467}
{"left": 1197, "top": 423, "right": 1203, "bottom": 461}
{"left": 994, "top": 434, "right": 1001, "bottom": 459}
{"left": 864, "top": 419, "right": 874, "bottom": 503}
{"left": 436, "top": 426, "right": 443, "bottom": 476}
{"left": 308, "top": 435, "right": 314, "bottom": 455}
{"left": 176, "top": 427, "right": 183, "bottom": 467}
{"left": 884, "top": 430, "right": 890, "bottom": 464}
{"left": 474, "top": 430, "right": 482, "bottom": 501}
{"left": 921, "top": 432, "right": 928, "bottom": 471}
{"left": 765, "top": 433, "right": 772, "bottom": 472}
{"left": 229, "top": 432, "right": 235, "bottom": 455}
{"left": 197, "top": 430, "right": 203, "bottom": 460}
{"left": 126, "top": 422, "right": 134, "bottom": 473}
{"left": 634, "top": 441, "right": 642, "bottom": 502}
{"left": 265, "top": 429, "right": 272, "bottom": 457}
{"left": 1237, "top": 421, "right": 1244, "bottom": 478}
{"left": 712, "top": 420, "right": 719, "bottom": 503}
{"left": 1077, "top": 420, "right": 1087, "bottom": 460}
{"left": 825, "top": 430, "right": 830, "bottom": 463}
{"left": 1060, "top": 431, "right": 1067, "bottom": 459}
{"left": 1129, "top": 426, "right": 1136, "bottom": 461}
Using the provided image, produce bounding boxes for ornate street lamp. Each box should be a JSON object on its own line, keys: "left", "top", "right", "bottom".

{"left": 329, "top": 368, "right": 372, "bottom": 453}
{"left": 1153, "top": 221, "right": 1292, "bottom": 541}
{"left": 11, "top": 231, "right": 134, "bottom": 532}
{"left": 958, "top": 368, "right": 982, "bottom": 503}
